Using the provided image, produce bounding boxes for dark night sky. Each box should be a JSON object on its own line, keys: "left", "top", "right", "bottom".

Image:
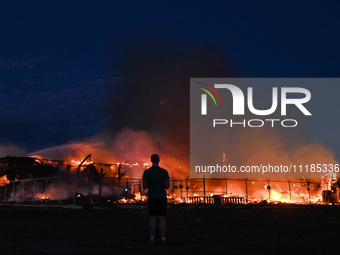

{"left": 0, "top": 1, "right": 339, "bottom": 158}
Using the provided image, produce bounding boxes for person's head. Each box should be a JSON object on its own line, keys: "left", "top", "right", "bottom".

{"left": 151, "top": 154, "right": 160, "bottom": 164}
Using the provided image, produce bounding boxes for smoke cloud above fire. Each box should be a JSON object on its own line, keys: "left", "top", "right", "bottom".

{"left": 103, "top": 40, "right": 241, "bottom": 166}
{"left": 24, "top": 39, "right": 339, "bottom": 180}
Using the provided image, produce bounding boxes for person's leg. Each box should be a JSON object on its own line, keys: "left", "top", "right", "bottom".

{"left": 158, "top": 197, "right": 167, "bottom": 241}
{"left": 148, "top": 198, "right": 157, "bottom": 243}
{"left": 159, "top": 216, "right": 166, "bottom": 239}
{"left": 149, "top": 216, "right": 157, "bottom": 237}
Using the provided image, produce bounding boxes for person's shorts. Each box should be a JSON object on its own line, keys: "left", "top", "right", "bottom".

{"left": 147, "top": 197, "right": 167, "bottom": 216}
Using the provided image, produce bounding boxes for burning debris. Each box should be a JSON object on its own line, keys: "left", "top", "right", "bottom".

{"left": 0, "top": 146, "right": 337, "bottom": 206}
{"left": 0, "top": 154, "right": 338, "bottom": 206}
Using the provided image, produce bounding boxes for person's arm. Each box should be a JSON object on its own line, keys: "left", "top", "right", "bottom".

{"left": 143, "top": 180, "right": 148, "bottom": 190}
{"left": 142, "top": 171, "right": 148, "bottom": 190}
{"left": 165, "top": 179, "right": 169, "bottom": 190}
{"left": 165, "top": 171, "right": 170, "bottom": 189}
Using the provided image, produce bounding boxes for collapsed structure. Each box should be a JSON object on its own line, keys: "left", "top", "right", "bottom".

{"left": 0, "top": 154, "right": 338, "bottom": 206}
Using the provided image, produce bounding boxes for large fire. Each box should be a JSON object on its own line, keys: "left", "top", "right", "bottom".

{"left": 1, "top": 166, "right": 337, "bottom": 205}
{"left": 1, "top": 149, "right": 337, "bottom": 205}
{"left": 0, "top": 128, "right": 336, "bottom": 206}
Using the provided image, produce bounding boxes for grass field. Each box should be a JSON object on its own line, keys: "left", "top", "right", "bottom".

{"left": 0, "top": 204, "right": 339, "bottom": 255}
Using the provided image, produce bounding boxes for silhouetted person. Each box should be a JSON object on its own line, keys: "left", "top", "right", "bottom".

{"left": 143, "top": 154, "right": 169, "bottom": 244}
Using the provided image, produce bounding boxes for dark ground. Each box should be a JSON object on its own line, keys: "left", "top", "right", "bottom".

{"left": 0, "top": 203, "right": 339, "bottom": 255}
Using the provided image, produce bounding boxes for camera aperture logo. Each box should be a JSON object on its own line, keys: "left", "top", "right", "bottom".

{"left": 197, "top": 82, "right": 312, "bottom": 128}
{"left": 196, "top": 82, "right": 223, "bottom": 115}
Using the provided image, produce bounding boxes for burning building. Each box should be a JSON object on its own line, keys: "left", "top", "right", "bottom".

{"left": 0, "top": 155, "right": 58, "bottom": 181}
{"left": 0, "top": 148, "right": 338, "bottom": 205}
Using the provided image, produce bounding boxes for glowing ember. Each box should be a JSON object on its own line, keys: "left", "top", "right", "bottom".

{"left": 115, "top": 192, "right": 147, "bottom": 203}
{"left": 0, "top": 176, "right": 9, "bottom": 186}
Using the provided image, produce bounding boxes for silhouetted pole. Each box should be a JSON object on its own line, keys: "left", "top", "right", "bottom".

{"left": 187, "top": 177, "right": 189, "bottom": 202}
{"left": 267, "top": 179, "right": 271, "bottom": 200}
{"left": 98, "top": 167, "right": 103, "bottom": 197}
{"left": 203, "top": 175, "right": 206, "bottom": 203}
{"left": 126, "top": 177, "right": 129, "bottom": 194}
{"left": 111, "top": 178, "right": 114, "bottom": 204}
{"left": 172, "top": 179, "right": 175, "bottom": 203}
{"left": 140, "top": 180, "right": 142, "bottom": 196}
{"left": 288, "top": 179, "right": 291, "bottom": 202}
{"left": 245, "top": 178, "right": 248, "bottom": 203}
{"left": 307, "top": 180, "right": 311, "bottom": 205}
{"left": 180, "top": 179, "right": 182, "bottom": 200}
{"left": 118, "top": 165, "right": 122, "bottom": 183}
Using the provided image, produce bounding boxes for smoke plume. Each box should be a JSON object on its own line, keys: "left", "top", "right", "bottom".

{"left": 104, "top": 40, "right": 242, "bottom": 164}
{"left": 31, "top": 39, "right": 339, "bottom": 182}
